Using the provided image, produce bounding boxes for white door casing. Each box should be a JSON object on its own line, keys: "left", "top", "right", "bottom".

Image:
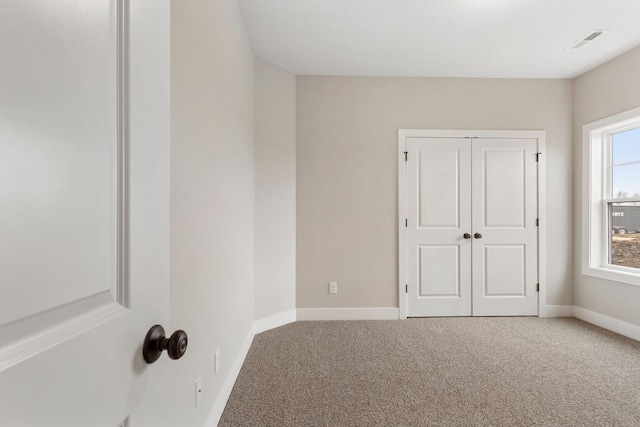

{"left": 399, "top": 130, "right": 544, "bottom": 318}
{"left": 0, "top": 1, "right": 170, "bottom": 426}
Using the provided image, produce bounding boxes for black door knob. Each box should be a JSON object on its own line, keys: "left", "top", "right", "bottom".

{"left": 474, "top": 233, "right": 483, "bottom": 239}
{"left": 463, "top": 233, "right": 471, "bottom": 239}
{"left": 143, "top": 325, "right": 188, "bottom": 364}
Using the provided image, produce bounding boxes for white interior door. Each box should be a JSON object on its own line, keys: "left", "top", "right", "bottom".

{"left": 403, "top": 133, "right": 539, "bottom": 317}
{"left": 406, "top": 137, "right": 472, "bottom": 316}
{"left": 0, "top": 1, "right": 171, "bottom": 426}
{"left": 471, "top": 138, "right": 538, "bottom": 316}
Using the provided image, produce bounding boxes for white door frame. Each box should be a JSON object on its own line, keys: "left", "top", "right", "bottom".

{"left": 398, "top": 129, "right": 547, "bottom": 319}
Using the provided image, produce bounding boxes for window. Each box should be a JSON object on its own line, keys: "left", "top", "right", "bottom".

{"left": 583, "top": 107, "right": 640, "bottom": 286}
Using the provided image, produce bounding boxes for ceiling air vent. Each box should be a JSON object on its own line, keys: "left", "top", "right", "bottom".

{"left": 566, "top": 30, "right": 609, "bottom": 50}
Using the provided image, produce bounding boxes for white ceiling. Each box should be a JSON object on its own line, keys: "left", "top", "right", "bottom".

{"left": 238, "top": 0, "right": 640, "bottom": 78}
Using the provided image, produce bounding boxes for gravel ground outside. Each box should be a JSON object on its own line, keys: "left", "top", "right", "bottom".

{"left": 612, "top": 233, "right": 640, "bottom": 269}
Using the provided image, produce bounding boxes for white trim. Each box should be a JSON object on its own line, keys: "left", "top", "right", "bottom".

{"left": 574, "top": 306, "right": 640, "bottom": 342}
{"left": 116, "top": 0, "right": 130, "bottom": 308}
{"left": 399, "top": 129, "right": 546, "bottom": 139}
{"left": 0, "top": 295, "right": 126, "bottom": 373}
{"left": 296, "top": 308, "right": 399, "bottom": 321}
{"left": 206, "top": 328, "right": 255, "bottom": 427}
{"left": 537, "top": 134, "right": 547, "bottom": 318}
{"left": 398, "top": 130, "right": 408, "bottom": 319}
{"left": 254, "top": 310, "right": 297, "bottom": 334}
{"left": 398, "top": 129, "right": 546, "bottom": 318}
{"left": 541, "top": 305, "right": 575, "bottom": 318}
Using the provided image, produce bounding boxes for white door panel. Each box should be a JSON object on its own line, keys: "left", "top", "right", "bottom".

{"left": 0, "top": 1, "right": 170, "bottom": 425}
{"left": 404, "top": 134, "right": 539, "bottom": 317}
{"left": 419, "top": 245, "right": 460, "bottom": 297}
{"left": 483, "top": 150, "right": 526, "bottom": 227}
{"left": 418, "top": 148, "right": 462, "bottom": 227}
{"left": 0, "top": 0, "right": 117, "bottom": 327}
{"left": 483, "top": 245, "right": 526, "bottom": 296}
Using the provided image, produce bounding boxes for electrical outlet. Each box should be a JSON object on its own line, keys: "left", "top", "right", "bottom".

{"left": 214, "top": 347, "right": 220, "bottom": 374}
{"left": 195, "top": 376, "right": 202, "bottom": 408}
{"left": 329, "top": 282, "right": 338, "bottom": 294}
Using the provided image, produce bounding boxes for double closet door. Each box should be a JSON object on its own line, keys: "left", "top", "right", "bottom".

{"left": 404, "top": 135, "right": 539, "bottom": 317}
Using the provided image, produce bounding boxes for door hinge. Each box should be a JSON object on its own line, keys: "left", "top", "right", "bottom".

{"left": 536, "top": 218, "right": 539, "bottom": 226}
{"left": 536, "top": 152, "right": 542, "bottom": 162}
{"left": 405, "top": 218, "right": 408, "bottom": 227}
{"left": 404, "top": 151, "right": 408, "bottom": 161}
{"left": 405, "top": 284, "right": 408, "bottom": 293}
{"left": 536, "top": 283, "right": 540, "bottom": 292}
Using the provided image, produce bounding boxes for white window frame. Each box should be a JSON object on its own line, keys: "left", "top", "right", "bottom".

{"left": 582, "top": 106, "right": 640, "bottom": 286}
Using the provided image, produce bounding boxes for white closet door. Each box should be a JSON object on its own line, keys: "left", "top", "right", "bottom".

{"left": 403, "top": 134, "right": 539, "bottom": 317}
{"left": 471, "top": 138, "right": 539, "bottom": 316}
{"left": 406, "top": 138, "right": 472, "bottom": 317}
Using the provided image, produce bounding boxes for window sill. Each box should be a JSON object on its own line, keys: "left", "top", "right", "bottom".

{"left": 582, "top": 265, "right": 640, "bottom": 287}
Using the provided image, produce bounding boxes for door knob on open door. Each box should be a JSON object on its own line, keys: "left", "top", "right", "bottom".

{"left": 143, "top": 325, "right": 188, "bottom": 364}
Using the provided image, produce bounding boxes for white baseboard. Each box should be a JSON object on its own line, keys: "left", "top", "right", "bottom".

{"left": 541, "top": 305, "right": 575, "bottom": 318}
{"left": 254, "top": 310, "right": 297, "bottom": 334}
{"left": 296, "top": 307, "right": 399, "bottom": 321}
{"left": 574, "top": 306, "right": 640, "bottom": 341}
{"left": 205, "top": 328, "right": 255, "bottom": 427}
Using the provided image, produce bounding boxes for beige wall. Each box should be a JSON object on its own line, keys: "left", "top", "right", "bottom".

{"left": 573, "top": 45, "right": 640, "bottom": 326}
{"left": 255, "top": 58, "right": 297, "bottom": 320}
{"left": 297, "top": 76, "right": 574, "bottom": 309}
{"left": 168, "top": 0, "right": 255, "bottom": 425}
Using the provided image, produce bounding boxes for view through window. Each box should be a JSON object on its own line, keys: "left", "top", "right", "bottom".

{"left": 609, "top": 127, "right": 640, "bottom": 269}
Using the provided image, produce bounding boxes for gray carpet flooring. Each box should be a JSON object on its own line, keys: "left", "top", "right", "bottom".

{"left": 219, "top": 318, "right": 640, "bottom": 426}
